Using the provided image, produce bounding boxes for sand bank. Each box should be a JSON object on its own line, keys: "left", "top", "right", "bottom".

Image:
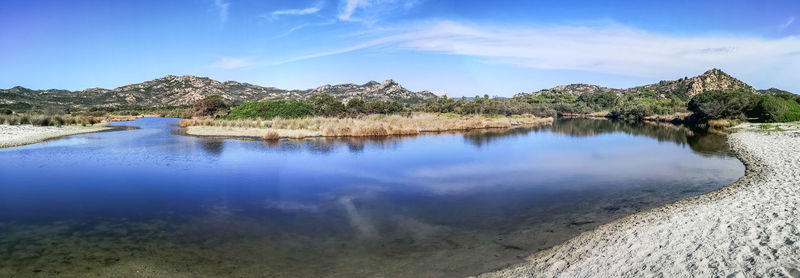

{"left": 481, "top": 122, "right": 800, "bottom": 277}
{"left": 0, "top": 124, "right": 111, "bottom": 148}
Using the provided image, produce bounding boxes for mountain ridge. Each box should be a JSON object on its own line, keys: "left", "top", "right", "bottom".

{"left": 0, "top": 76, "right": 436, "bottom": 110}
{"left": 1, "top": 69, "right": 793, "bottom": 111}
{"left": 514, "top": 69, "right": 762, "bottom": 100}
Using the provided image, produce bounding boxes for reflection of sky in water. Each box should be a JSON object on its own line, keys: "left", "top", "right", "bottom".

{"left": 0, "top": 118, "right": 742, "bottom": 223}
{"left": 0, "top": 117, "right": 745, "bottom": 276}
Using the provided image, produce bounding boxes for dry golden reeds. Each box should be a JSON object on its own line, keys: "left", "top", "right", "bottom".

{"left": 182, "top": 113, "right": 553, "bottom": 140}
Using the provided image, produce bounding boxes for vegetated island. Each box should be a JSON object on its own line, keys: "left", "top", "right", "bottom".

{"left": 481, "top": 122, "right": 800, "bottom": 277}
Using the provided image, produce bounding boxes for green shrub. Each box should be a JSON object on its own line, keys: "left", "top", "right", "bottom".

{"left": 365, "top": 101, "right": 403, "bottom": 114}
{"left": 226, "top": 100, "right": 312, "bottom": 119}
{"left": 750, "top": 95, "right": 800, "bottom": 122}
{"left": 687, "top": 89, "right": 757, "bottom": 121}
{"left": 306, "top": 94, "right": 346, "bottom": 117}
{"left": 610, "top": 102, "right": 654, "bottom": 121}
{"left": 346, "top": 98, "right": 367, "bottom": 116}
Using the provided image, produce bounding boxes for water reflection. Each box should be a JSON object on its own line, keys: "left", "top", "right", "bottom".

{"left": 0, "top": 117, "right": 743, "bottom": 277}
{"left": 202, "top": 118, "right": 731, "bottom": 157}
{"left": 200, "top": 139, "right": 225, "bottom": 155}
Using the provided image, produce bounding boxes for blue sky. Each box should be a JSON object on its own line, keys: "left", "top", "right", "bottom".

{"left": 1, "top": 0, "right": 798, "bottom": 96}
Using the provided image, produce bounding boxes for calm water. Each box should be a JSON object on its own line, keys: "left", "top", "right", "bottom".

{"left": 0, "top": 118, "right": 743, "bottom": 277}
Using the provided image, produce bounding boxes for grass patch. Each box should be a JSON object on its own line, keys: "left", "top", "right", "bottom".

{"left": 759, "top": 124, "right": 786, "bottom": 132}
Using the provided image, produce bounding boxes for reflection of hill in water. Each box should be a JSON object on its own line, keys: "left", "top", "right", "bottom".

{"left": 217, "top": 118, "right": 730, "bottom": 157}
{"left": 245, "top": 136, "right": 407, "bottom": 155}
{"left": 462, "top": 119, "right": 731, "bottom": 157}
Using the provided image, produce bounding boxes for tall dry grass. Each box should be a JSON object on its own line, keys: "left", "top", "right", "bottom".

{"left": 0, "top": 114, "right": 139, "bottom": 127}
{"left": 180, "top": 113, "right": 553, "bottom": 139}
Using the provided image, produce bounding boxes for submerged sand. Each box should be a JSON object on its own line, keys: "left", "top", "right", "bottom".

{"left": 0, "top": 124, "right": 110, "bottom": 148}
{"left": 482, "top": 123, "right": 800, "bottom": 277}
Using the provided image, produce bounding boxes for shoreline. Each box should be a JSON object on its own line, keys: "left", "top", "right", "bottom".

{"left": 0, "top": 124, "right": 113, "bottom": 149}
{"left": 480, "top": 122, "right": 800, "bottom": 277}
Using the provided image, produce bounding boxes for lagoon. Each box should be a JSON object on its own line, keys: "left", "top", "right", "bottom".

{"left": 0, "top": 117, "right": 743, "bottom": 277}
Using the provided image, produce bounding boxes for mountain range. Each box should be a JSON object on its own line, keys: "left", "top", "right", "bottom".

{"left": 0, "top": 76, "right": 436, "bottom": 110}
{"left": 0, "top": 69, "right": 794, "bottom": 111}
{"left": 513, "top": 69, "right": 767, "bottom": 100}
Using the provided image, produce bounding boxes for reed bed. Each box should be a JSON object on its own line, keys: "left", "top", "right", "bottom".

{"left": 0, "top": 114, "right": 137, "bottom": 127}
{"left": 180, "top": 113, "right": 553, "bottom": 139}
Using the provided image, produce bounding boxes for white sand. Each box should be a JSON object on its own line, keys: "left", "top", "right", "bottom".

{"left": 482, "top": 123, "right": 800, "bottom": 277}
{"left": 0, "top": 124, "right": 110, "bottom": 148}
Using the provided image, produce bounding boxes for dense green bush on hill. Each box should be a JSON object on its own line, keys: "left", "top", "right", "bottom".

{"left": 365, "top": 101, "right": 403, "bottom": 114}
{"left": 345, "top": 98, "right": 366, "bottom": 116}
{"left": 687, "top": 89, "right": 757, "bottom": 120}
{"left": 226, "top": 100, "right": 312, "bottom": 119}
{"left": 751, "top": 95, "right": 800, "bottom": 122}
{"left": 686, "top": 89, "right": 800, "bottom": 123}
{"left": 609, "top": 102, "right": 654, "bottom": 121}
{"left": 307, "top": 94, "right": 346, "bottom": 117}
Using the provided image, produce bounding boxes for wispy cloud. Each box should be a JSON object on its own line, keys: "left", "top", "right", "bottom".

{"left": 267, "top": 2, "right": 323, "bottom": 20}
{"left": 337, "top": 0, "right": 421, "bottom": 22}
{"left": 211, "top": 57, "right": 251, "bottom": 69}
{"left": 283, "top": 20, "right": 800, "bottom": 80}
{"left": 338, "top": 0, "right": 365, "bottom": 21}
{"left": 778, "top": 16, "right": 795, "bottom": 31}
{"left": 273, "top": 19, "right": 337, "bottom": 38}
{"left": 214, "top": 0, "right": 230, "bottom": 23}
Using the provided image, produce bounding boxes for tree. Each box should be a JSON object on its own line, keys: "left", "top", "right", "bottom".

{"left": 687, "top": 89, "right": 756, "bottom": 121}
{"left": 306, "top": 94, "right": 346, "bottom": 117}
{"left": 365, "top": 101, "right": 403, "bottom": 114}
{"left": 346, "top": 98, "right": 367, "bottom": 116}
{"left": 193, "top": 95, "right": 229, "bottom": 117}
{"left": 751, "top": 95, "right": 800, "bottom": 122}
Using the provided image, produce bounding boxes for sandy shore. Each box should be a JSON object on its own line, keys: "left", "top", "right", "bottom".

{"left": 0, "top": 124, "right": 111, "bottom": 148}
{"left": 481, "top": 123, "right": 800, "bottom": 277}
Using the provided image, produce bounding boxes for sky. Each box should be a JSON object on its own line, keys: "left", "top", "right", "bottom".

{"left": 1, "top": 0, "right": 798, "bottom": 96}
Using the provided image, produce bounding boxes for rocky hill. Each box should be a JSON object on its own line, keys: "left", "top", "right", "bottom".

{"left": 0, "top": 75, "right": 436, "bottom": 110}
{"left": 514, "top": 69, "right": 761, "bottom": 100}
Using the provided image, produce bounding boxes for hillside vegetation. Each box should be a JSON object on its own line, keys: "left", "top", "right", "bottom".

{"left": 2, "top": 69, "right": 797, "bottom": 127}
{"left": 0, "top": 76, "right": 435, "bottom": 111}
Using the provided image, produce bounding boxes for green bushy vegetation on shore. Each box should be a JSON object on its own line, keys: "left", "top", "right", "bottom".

{"left": 226, "top": 100, "right": 313, "bottom": 119}
{"left": 686, "top": 89, "right": 800, "bottom": 123}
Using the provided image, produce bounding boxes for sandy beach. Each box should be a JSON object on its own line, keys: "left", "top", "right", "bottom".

{"left": 0, "top": 124, "right": 111, "bottom": 148}
{"left": 481, "top": 123, "right": 800, "bottom": 277}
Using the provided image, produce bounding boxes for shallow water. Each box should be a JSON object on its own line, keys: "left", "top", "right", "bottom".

{"left": 0, "top": 118, "right": 744, "bottom": 277}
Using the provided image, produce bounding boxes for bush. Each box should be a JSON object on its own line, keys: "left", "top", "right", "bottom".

{"left": 0, "top": 109, "right": 12, "bottom": 115}
{"left": 752, "top": 95, "right": 788, "bottom": 122}
{"left": 751, "top": 95, "right": 800, "bottom": 122}
{"left": 610, "top": 102, "right": 654, "bottom": 121}
{"left": 306, "top": 94, "right": 346, "bottom": 117}
{"left": 193, "top": 95, "right": 229, "bottom": 117}
{"left": 346, "top": 98, "right": 367, "bottom": 116}
{"left": 365, "top": 101, "right": 403, "bottom": 114}
{"left": 226, "top": 100, "right": 312, "bottom": 119}
{"left": 687, "top": 89, "right": 756, "bottom": 121}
